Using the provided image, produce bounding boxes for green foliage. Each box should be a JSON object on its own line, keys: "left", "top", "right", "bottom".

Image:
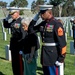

{"left": 31, "top": 0, "right": 75, "bottom": 16}
{"left": 49, "top": 0, "right": 67, "bottom": 6}
{"left": 31, "top": 0, "right": 36, "bottom": 14}
{"left": 48, "top": 0, "right": 75, "bottom": 17}
{"left": 0, "top": 1, "right": 7, "bottom": 7}
{"left": 9, "top": 1, "right": 16, "bottom": 7}
{"left": 52, "top": 6, "right": 59, "bottom": 17}
{"left": 36, "top": 0, "right": 45, "bottom": 5}
{"left": 9, "top": 0, "right": 28, "bottom": 7}
{"left": 31, "top": 0, "right": 45, "bottom": 14}
{"left": 62, "top": 0, "right": 75, "bottom": 16}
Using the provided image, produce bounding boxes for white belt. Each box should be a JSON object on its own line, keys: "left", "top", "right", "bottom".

{"left": 42, "top": 43, "right": 57, "bottom": 46}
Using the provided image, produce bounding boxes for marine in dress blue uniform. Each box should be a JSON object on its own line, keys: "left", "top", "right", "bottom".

{"left": 28, "top": 5, "right": 67, "bottom": 75}
{"left": 3, "top": 8, "right": 25, "bottom": 75}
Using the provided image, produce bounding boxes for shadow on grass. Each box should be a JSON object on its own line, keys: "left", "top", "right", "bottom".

{"left": 0, "top": 57, "right": 7, "bottom": 61}
{"left": 0, "top": 57, "right": 6, "bottom": 60}
{"left": 37, "top": 66, "right": 43, "bottom": 75}
{"left": 37, "top": 66, "right": 42, "bottom": 71}
{"left": 37, "top": 72, "right": 43, "bottom": 75}
{"left": 0, "top": 72, "right": 5, "bottom": 75}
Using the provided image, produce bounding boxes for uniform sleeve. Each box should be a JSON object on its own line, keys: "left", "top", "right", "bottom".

{"left": 54, "top": 22, "right": 67, "bottom": 62}
{"left": 28, "top": 20, "right": 37, "bottom": 33}
{"left": 28, "top": 20, "right": 46, "bottom": 33}
{"left": 3, "top": 19, "right": 11, "bottom": 28}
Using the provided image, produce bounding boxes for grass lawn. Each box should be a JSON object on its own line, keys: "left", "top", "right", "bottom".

{"left": 0, "top": 20, "right": 75, "bottom": 75}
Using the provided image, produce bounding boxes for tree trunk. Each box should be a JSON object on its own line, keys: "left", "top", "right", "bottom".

{"left": 58, "top": 5, "right": 62, "bottom": 17}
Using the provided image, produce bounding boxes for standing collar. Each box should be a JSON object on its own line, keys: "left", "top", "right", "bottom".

{"left": 46, "top": 16, "right": 54, "bottom": 23}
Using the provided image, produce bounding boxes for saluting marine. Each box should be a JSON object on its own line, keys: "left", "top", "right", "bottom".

{"left": 28, "top": 5, "right": 67, "bottom": 75}
{"left": 3, "top": 8, "right": 25, "bottom": 75}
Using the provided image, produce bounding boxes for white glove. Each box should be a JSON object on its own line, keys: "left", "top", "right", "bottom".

{"left": 33, "top": 12, "right": 40, "bottom": 21}
{"left": 19, "top": 51, "right": 23, "bottom": 55}
{"left": 55, "top": 61, "right": 62, "bottom": 66}
{"left": 5, "top": 14, "right": 11, "bottom": 21}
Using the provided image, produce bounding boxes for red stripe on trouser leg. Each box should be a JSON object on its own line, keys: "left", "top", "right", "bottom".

{"left": 19, "top": 54, "right": 23, "bottom": 75}
{"left": 56, "top": 66, "right": 59, "bottom": 75}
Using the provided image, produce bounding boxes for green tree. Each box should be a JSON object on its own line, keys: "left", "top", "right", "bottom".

{"left": 31, "top": 0, "right": 46, "bottom": 14}
{"left": 9, "top": 0, "right": 28, "bottom": 7}
{"left": 49, "top": 0, "right": 75, "bottom": 17}
{"left": 36, "top": 0, "right": 45, "bottom": 5}
{"left": 49, "top": 0, "right": 67, "bottom": 6}
{"left": 0, "top": 1, "right": 7, "bottom": 7}
{"left": 31, "top": 0, "right": 36, "bottom": 14}
{"left": 62, "top": 0, "right": 75, "bottom": 16}
{"left": 49, "top": 0, "right": 67, "bottom": 17}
